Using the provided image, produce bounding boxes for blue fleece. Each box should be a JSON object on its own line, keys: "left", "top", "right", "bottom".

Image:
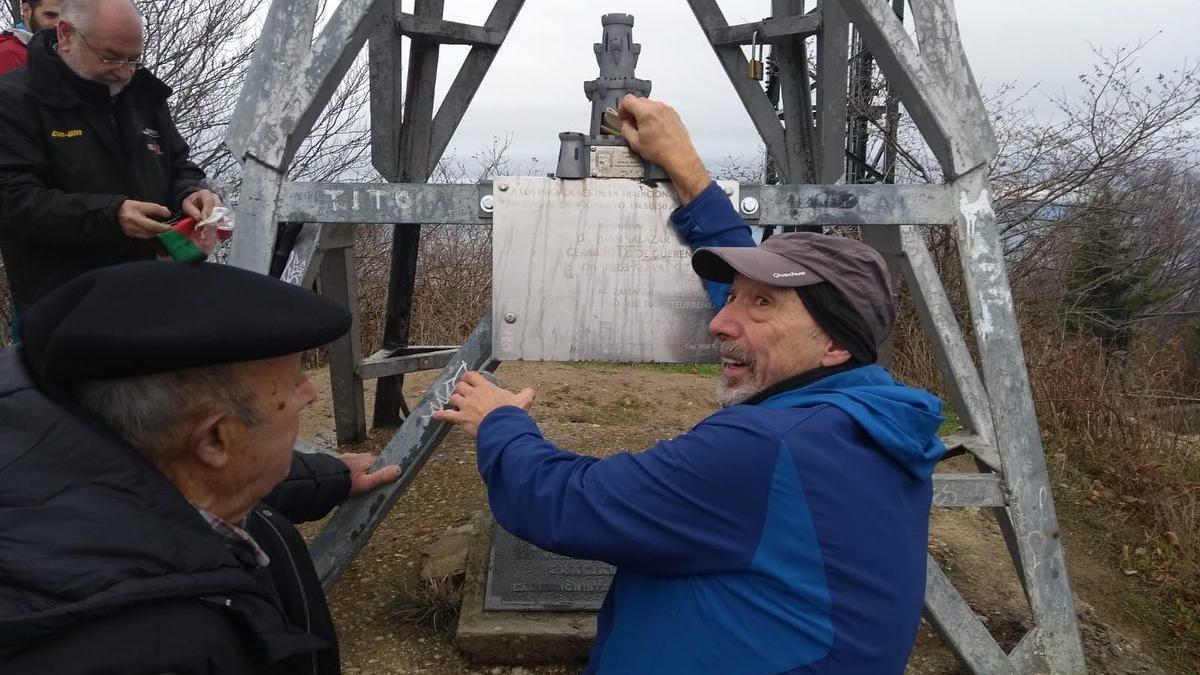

{"left": 476, "top": 366, "right": 943, "bottom": 673}
{"left": 669, "top": 181, "right": 755, "bottom": 308}
{"left": 473, "top": 183, "right": 943, "bottom": 672}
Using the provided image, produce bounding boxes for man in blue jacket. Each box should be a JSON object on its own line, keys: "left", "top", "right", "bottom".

{"left": 434, "top": 97, "right": 945, "bottom": 674}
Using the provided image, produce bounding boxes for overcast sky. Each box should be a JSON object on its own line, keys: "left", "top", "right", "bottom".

{"left": 416, "top": 0, "right": 1199, "bottom": 170}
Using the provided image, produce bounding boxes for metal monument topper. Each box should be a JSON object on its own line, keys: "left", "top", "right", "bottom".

{"left": 492, "top": 177, "right": 738, "bottom": 362}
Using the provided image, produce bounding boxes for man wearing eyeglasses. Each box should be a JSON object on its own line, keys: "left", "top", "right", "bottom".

{"left": 0, "top": 0, "right": 221, "bottom": 332}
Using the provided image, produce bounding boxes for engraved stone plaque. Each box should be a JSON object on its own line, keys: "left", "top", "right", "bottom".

{"left": 484, "top": 523, "right": 615, "bottom": 611}
{"left": 492, "top": 177, "right": 738, "bottom": 362}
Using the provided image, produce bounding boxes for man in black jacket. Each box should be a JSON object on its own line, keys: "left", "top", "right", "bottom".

{"left": 0, "top": 261, "right": 384, "bottom": 674}
{"left": 0, "top": 0, "right": 221, "bottom": 316}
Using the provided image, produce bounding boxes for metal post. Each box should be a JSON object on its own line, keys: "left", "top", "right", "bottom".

{"left": 373, "top": 0, "right": 445, "bottom": 429}
{"left": 319, "top": 226, "right": 367, "bottom": 443}
{"left": 310, "top": 313, "right": 499, "bottom": 590}
{"left": 951, "top": 167, "right": 1087, "bottom": 672}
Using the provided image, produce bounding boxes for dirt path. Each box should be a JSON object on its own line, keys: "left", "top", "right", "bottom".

{"left": 299, "top": 362, "right": 1164, "bottom": 674}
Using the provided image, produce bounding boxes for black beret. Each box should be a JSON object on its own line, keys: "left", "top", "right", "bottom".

{"left": 22, "top": 261, "right": 352, "bottom": 382}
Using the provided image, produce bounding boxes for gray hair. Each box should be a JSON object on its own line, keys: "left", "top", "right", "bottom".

{"left": 60, "top": 0, "right": 140, "bottom": 33}
{"left": 74, "top": 364, "right": 264, "bottom": 462}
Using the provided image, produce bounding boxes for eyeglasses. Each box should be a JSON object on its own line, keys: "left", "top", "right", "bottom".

{"left": 72, "top": 27, "right": 144, "bottom": 70}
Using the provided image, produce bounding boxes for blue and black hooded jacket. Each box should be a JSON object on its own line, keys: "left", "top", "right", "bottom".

{"left": 476, "top": 182, "right": 945, "bottom": 674}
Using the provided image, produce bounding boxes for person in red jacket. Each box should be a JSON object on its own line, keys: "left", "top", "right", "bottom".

{"left": 0, "top": 0, "right": 61, "bottom": 75}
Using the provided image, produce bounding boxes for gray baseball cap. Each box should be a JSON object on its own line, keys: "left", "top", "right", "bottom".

{"left": 692, "top": 232, "right": 896, "bottom": 353}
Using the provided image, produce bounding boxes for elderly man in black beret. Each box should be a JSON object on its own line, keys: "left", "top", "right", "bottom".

{"left": 0, "top": 261, "right": 395, "bottom": 674}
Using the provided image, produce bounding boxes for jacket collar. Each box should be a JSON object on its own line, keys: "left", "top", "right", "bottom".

{"left": 3, "top": 27, "right": 32, "bottom": 45}
{"left": 743, "top": 361, "right": 864, "bottom": 406}
{"left": 26, "top": 29, "right": 171, "bottom": 110}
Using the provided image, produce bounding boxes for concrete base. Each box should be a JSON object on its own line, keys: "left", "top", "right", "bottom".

{"left": 454, "top": 512, "right": 595, "bottom": 666}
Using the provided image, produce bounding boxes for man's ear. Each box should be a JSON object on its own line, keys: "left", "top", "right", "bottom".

{"left": 821, "top": 340, "right": 853, "bottom": 367}
{"left": 188, "top": 411, "right": 233, "bottom": 469}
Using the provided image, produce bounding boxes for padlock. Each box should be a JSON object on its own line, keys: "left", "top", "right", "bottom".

{"left": 748, "top": 30, "right": 764, "bottom": 80}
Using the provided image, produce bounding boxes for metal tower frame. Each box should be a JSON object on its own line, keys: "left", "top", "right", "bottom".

{"left": 223, "top": 1, "right": 1087, "bottom": 672}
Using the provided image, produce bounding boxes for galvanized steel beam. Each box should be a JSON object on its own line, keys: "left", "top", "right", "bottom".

{"left": 706, "top": 12, "right": 821, "bottom": 45}
{"left": 277, "top": 182, "right": 487, "bottom": 224}
{"left": 319, "top": 238, "right": 368, "bottom": 444}
{"left": 279, "top": 0, "right": 391, "bottom": 171}
{"left": 279, "top": 223, "right": 326, "bottom": 288}
{"left": 429, "top": 0, "right": 526, "bottom": 165}
{"left": 358, "top": 347, "right": 459, "bottom": 380}
{"left": 752, "top": 183, "right": 956, "bottom": 225}
{"left": 814, "top": 0, "right": 849, "bottom": 184}
{"left": 931, "top": 474, "right": 1005, "bottom": 508}
{"left": 925, "top": 554, "right": 1016, "bottom": 674}
{"left": 373, "top": 0, "right": 445, "bottom": 429}
{"left": 839, "top": 0, "right": 996, "bottom": 178}
{"left": 906, "top": 0, "right": 995, "bottom": 173}
{"left": 951, "top": 167, "right": 1086, "bottom": 673}
{"left": 397, "top": 13, "right": 506, "bottom": 46}
{"left": 897, "top": 226, "right": 997, "bottom": 445}
{"left": 369, "top": 0, "right": 404, "bottom": 180}
{"left": 310, "top": 314, "right": 498, "bottom": 590}
{"left": 772, "top": 0, "right": 817, "bottom": 185}
{"left": 228, "top": 157, "right": 288, "bottom": 273}
{"left": 226, "top": 0, "right": 320, "bottom": 161}
{"left": 275, "top": 181, "right": 955, "bottom": 227}
{"left": 686, "top": 0, "right": 794, "bottom": 181}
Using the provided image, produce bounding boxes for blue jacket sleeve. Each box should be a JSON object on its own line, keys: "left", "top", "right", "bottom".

{"left": 476, "top": 405, "right": 780, "bottom": 575}
{"left": 669, "top": 181, "right": 756, "bottom": 310}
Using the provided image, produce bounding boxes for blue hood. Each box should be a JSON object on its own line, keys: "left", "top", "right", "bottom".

{"left": 759, "top": 365, "right": 945, "bottom": 479}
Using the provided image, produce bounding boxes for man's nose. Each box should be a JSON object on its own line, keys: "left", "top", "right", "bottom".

{"left": 709, "top": 303, "right": 739, "bottom": 339}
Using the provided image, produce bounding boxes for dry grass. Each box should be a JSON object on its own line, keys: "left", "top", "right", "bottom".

{"left": 892, "top": 292, "right": 1200, "bottom": 668}
{"left": 393, "top": 575, "right": 464, "bottom": 638}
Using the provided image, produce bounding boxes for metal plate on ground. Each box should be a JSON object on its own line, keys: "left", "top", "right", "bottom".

{"left": 484, "top": 524, "right": 615, "bottom": 612}
{"left": 492, "top": 177, "right": 738, "bottom": 362}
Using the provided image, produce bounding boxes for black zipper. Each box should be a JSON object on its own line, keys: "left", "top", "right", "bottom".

{"left": 255, "top": 509, "right": 318, "bottom": 675}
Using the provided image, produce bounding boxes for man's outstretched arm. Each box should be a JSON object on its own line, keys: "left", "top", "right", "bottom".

{"left": 432, "top": 373, "right": 779, "bottom": 575}
{"left": 617, "top": 94, "right": 756, "bottom": 309}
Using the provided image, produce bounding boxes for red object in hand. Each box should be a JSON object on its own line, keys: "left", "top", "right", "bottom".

{"left": 172, "top": 216, "right": 232, "bottom": 241}
{"left": 171, "top": 216, "right": 198, "bottom": 238}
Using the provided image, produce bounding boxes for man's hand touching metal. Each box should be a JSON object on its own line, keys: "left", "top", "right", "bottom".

{"left": 181, "top": 189, "right": 222, "bottom": 221}
{"left": 617, "top": 94, "right": 711, "bottom": 203}
{"left": 117, "top": 199, "right": 171, "bottom": 239}
{"left": 338, "top": 452, "right": 402, "bottom": 497}
{"left": 432, "top": 371, "right": 535, "bottom": 438}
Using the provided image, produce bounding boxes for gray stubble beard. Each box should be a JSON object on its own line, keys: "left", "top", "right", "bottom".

{"left": 715, "top": 339, "right": 762, "bottom": 408}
